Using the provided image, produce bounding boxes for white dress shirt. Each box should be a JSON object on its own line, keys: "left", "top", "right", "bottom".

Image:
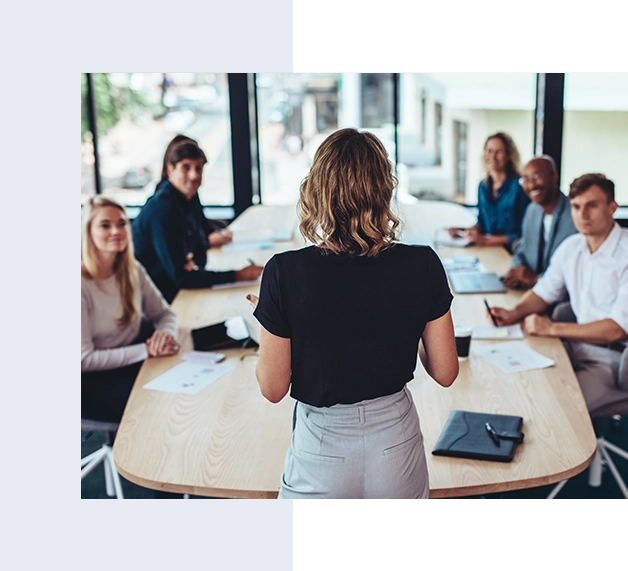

{"left": 533, "top": 222, "right": 628, "bottom": 339}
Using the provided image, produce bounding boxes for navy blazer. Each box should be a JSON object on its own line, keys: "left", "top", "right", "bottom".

{"left": 132, "top": 181, "right": 236, "bottom": 303}
{"left": 510, "top": 191, "right": 577, "bottom": 275}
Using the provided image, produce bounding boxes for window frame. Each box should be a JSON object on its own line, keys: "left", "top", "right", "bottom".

{"left": 83, "top": 73, "right": 628, "bottom": 222}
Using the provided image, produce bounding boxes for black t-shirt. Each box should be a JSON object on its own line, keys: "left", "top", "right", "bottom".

{"left": 253, "top": 244, "right": 453, "bottom": 407}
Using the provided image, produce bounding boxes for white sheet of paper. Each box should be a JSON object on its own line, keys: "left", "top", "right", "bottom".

{"left": 221, "top": 240, "right": 275, "bottom": 252}
{"left": 434, "top": 230, "right": 470, "bottom": 247}
{"left": 473, "top": 341, "right": 555, "bottom": 373}
{"left": 271, "top": 228, "right": 293, "bottom": 241}
{"left": 441, "top": 256, "right": 480, "bottom": 272}
{"left": 472, "top": 324, "right": 524, "bottom": 340}
{"left": 183, "top": 351, "right": 226, "bottom": 364}
{"left": 441, "top": 257, "right": 489, "bottom": 274}
{"left": 143, "top": 362, "right": 235, "bottom": 395}
{"left": 211, "top": 278, "right": 261, "bottom": 290}
{"left": 228, "top": 228, "right": 294, "bottom": 243}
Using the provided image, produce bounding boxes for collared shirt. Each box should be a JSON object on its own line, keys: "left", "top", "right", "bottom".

{"left": 510, "top": 191, "right": 577, "bottom": 275}
{"left": 533, "top": 223, "right": 628, "bottom": 339}
{"left": 476, "top": 176, "right": 530, "bottom": 247}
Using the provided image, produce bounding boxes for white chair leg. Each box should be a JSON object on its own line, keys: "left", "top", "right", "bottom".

{"left": 104, "top": 448, "right": 115, "bottom": 497}
{"left": 601, "top": 438, "right": 628, "bottom": 461}
{"left": 82, "top": 444, "right": 125, "bottom": 498}
{"left": 81, "top": 447, "right": 108, "bottom": 479}
{"left": 598, "top": 444, "right": 628, "bottom": 498}
{"left": 547, "top": 430, "right": 628, "bottom": 498}
{"left": 106, "top": 449, "right": 125, "bottom": 499}
{"left": 547, "top": 479, "right": 568, "bottom": 499}
{"left": 81, "top": 447, "right": 104, "bottom": 469}
{"left": 588, "top": 446, "right": 603, "bottom": 487}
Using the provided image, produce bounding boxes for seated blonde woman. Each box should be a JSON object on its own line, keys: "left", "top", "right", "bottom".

{"left": 81, "top": 196, "right": 179, "bottom": 423}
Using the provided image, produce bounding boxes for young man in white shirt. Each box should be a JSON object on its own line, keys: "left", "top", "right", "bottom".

{"left": 491, "top": 173, "right": 628, "bottom": 415}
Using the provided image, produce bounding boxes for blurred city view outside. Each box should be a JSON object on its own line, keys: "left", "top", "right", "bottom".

{"left": 80, "top": 73, "right": 234, "bottom": 207}
{"left": 82, "top": 73, "right": 628, "bottom": 210}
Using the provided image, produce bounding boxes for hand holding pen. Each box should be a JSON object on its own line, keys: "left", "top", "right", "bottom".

{"left": 234, "top": 258, "right": 264, "bottom": 282}
{"left": 483, "top": 298, "right": 499, "bottom": 327}
{"left": 484, "top": 300, "right": 518, "bottom": 327}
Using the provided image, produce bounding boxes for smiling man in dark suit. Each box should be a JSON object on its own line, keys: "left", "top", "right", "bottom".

{"left": 502, "top": 155, "right": 577, "bottom": 290}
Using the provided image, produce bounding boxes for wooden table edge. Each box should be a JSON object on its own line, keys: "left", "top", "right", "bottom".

{"left": 428, "top": 447, "right": 597, "bottom": 498}
{"left": 113, "top": 462, "right": 280, "bottom": 499}
{"left": 115, "top": 445, "right": 596, "bottom": 499}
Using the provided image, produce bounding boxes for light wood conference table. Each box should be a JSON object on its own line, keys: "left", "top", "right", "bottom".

{"left": 114, "top": 202, "right": 596, "bottom": 498}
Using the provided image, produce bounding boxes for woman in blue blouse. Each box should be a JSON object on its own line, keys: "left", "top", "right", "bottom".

{"left": 449, "top": 132, "right": 530, "bottom": 251}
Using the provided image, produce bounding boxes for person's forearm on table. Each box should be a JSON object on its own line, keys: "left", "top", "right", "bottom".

{"left": 545, "top": 319, "right": 627, "bottom": 345}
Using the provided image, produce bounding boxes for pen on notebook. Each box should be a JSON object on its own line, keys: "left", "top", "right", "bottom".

{"left": 484, "top": 298, "right": 499, "bottom": 327}
{"left": 247, "top": 258, "right": 256, "bottom": 266}
{"left": 485, "top": 422, "right": 501, "bottom": 447}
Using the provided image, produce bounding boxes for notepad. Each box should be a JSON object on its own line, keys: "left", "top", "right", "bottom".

{"left": 472, "top": 324, "right": 524, "bottom": 340}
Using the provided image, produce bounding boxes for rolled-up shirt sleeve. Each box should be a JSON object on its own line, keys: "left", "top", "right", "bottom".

{"left": 532, "top": 241, "right": 568, "bottom": 306}
{"left": 253, "top": 255, "right": 291, "bottom": 338}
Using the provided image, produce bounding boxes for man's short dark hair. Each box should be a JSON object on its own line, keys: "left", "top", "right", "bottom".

{"left": 568, "top": 173, "right": 615, "bottom": 202}
{"left": 168, "top": 141, "right": 206, "bottom": 167}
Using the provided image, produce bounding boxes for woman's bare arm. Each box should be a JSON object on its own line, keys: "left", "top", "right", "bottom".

{"left": 256, "top": 326, "right": 291, "bottom": 403}
{"left": 419, "top": 309, "right": 459, "bottom": 387}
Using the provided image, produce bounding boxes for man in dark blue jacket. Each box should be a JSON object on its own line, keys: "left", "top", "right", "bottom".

{"left": 132, "top": 141, "right": 263, "bottom": 303}
{"left": 502, "top": 155, "right": 577, "bottom": 289}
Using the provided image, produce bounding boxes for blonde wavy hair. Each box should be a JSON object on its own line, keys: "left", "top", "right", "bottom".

{"left": 484, "top": 132, "right": 521, "bottom": 180}
{"left": 298, "top": 128, "right": 400, "bottom": 257}
{"left": 81, "top": 196, "right": 138, "bottom": 327}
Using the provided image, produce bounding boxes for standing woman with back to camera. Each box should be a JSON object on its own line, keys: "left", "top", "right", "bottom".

{"left": 249, "top": 128, "right": 459, "bottom": 499}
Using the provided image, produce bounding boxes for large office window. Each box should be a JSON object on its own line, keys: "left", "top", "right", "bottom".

{"left": 397, "top": 73, "right": 537, "bottom": 204}
{"left": 562, "top": 73, "right": 628, "bottom": 205}
{"left": 82, "top": 73, "right": 628, "bottom": 218}
{"left": 81, "top": 73, "right": 234, "bottom": 208}
{"left": 256, "top": 73, "right": 394, "bottom": 205}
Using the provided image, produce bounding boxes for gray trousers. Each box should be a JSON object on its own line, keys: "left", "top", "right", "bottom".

{"left": 278, "top": 386, "right": 429, "bottom": 499}
{"left": 553, "top": 302, "right": 628, "bottom": 417}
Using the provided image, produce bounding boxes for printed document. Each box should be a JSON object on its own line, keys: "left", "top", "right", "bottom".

{"left": 143, "top": 361, "right": 235, "bottom": 395}
{"left": 474, "top": 341, "right": 555, "bottom": 373}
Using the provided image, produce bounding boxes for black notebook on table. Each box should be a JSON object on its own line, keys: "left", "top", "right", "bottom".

{"left": 432, "top": 410, "right": 524, "bottom": 463}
